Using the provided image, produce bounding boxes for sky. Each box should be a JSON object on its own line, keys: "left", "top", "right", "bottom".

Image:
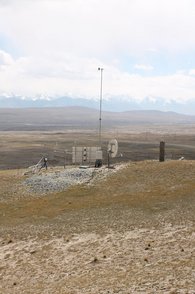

{"left": 1, "top": 0, "right": 195, "bottom": 108}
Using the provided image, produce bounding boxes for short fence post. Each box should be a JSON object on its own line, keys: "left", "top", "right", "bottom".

{"left": 159, "top": 141, "right": 165, "bottom": 162}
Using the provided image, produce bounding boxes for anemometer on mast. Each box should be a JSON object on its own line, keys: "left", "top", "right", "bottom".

{"left": 97, "top": 67, "right": 118, "bottom": 168}
{"left": 98, "top": 67, "right": 103, "bottom": 147}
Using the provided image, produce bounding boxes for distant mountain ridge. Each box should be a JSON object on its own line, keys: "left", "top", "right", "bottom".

{"left": 1, "top": 94, "right": 195, "bottom": 115}
{"left": 0, "top": 106, "right": 194, "bottom": 132}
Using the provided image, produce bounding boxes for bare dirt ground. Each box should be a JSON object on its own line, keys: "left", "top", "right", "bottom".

{"left": 0, "top": 160, "right": 195, "bottom": 293}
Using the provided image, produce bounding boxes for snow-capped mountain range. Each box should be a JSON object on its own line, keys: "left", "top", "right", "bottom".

{"left": 0, "top": 94, "right": 195, "bottom": 115}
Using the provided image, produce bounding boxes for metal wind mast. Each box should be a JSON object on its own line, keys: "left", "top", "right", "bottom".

{"left": 98, "top": 67, "right": 103, "bottom": 147}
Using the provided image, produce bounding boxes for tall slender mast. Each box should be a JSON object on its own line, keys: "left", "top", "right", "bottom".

{"left": 98, "top": 67, "right": 103, "bottom": 147}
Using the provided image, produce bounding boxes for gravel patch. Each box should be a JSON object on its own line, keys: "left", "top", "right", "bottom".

{"left": 24, "top": 164, "right": 127, "bottom": 194}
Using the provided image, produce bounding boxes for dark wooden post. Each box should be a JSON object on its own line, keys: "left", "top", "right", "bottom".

{"left": 107, "top": 152, "right": 110, "bottom": 168}
{"left": 159, "top": 141, "right": 165, "bottom": 162}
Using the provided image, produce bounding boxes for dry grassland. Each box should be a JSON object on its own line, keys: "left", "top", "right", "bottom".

{"left": 0, "top": 160, "right": 195, "bottom": 293}
{"left": 1, "top": 127, "right": 195, "bottom": 170}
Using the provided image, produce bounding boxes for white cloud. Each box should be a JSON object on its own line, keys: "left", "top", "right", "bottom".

{"left": 189, "top": 69, "right": 195, "bottom": 75}
{"left": 1, "top": 1, "right": 195, "bottom": 104}
{"left": 0, "top": 50, "right": 14, "bottom": 66}
{"left": 1, "top": 0, "right": 195, "bottom": 57}
{"left": 1, "top": 49, "right": 195, "bottom": 103}
{"left": 134, "top": 64, "right": 154, "bottom": 71}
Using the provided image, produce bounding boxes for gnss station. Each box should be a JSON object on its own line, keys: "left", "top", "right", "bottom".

{"left": 31, "top": 67, "right": 119, "bottom": 170}
{"left": 72, "top": 67, "right": 118, "bottom": 168}
{"left": 72, "top": 67, "right": 104, "bottom": 168}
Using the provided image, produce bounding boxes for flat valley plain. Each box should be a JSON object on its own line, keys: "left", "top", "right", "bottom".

{"left": 0, "top": 107, "right": 195, "bottom": 293}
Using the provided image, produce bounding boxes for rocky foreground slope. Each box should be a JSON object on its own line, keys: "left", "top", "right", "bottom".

{"left": 0, "top": 161, "right": 195, "bottom": 293}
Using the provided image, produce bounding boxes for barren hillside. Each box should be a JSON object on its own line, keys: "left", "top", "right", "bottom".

{"left": 0, "top": 160, "right": 195, "bottom": 293}
{"left": 0, "top": 107, "right": 194, "bottom": 131}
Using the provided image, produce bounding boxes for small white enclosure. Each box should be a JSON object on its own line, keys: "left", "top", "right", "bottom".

{"left": 72, "top": 146, "right": 102, "bottom": 164}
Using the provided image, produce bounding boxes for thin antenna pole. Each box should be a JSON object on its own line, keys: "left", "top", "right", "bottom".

{"left": 98, "top": 67, "right": 103, "bottom": 147}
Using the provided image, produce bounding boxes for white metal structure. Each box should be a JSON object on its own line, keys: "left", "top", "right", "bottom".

{"left": 98, "top": 67, "right": 103, "bottom": 146}
{"left": 107, "top": 139, "right": 118, "bottom": 158}
{"left": 107, "top": 139, "right": 118, "bottom": 168}
{"left": 72, "top": 146, "right": 102, "bottom": 164}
